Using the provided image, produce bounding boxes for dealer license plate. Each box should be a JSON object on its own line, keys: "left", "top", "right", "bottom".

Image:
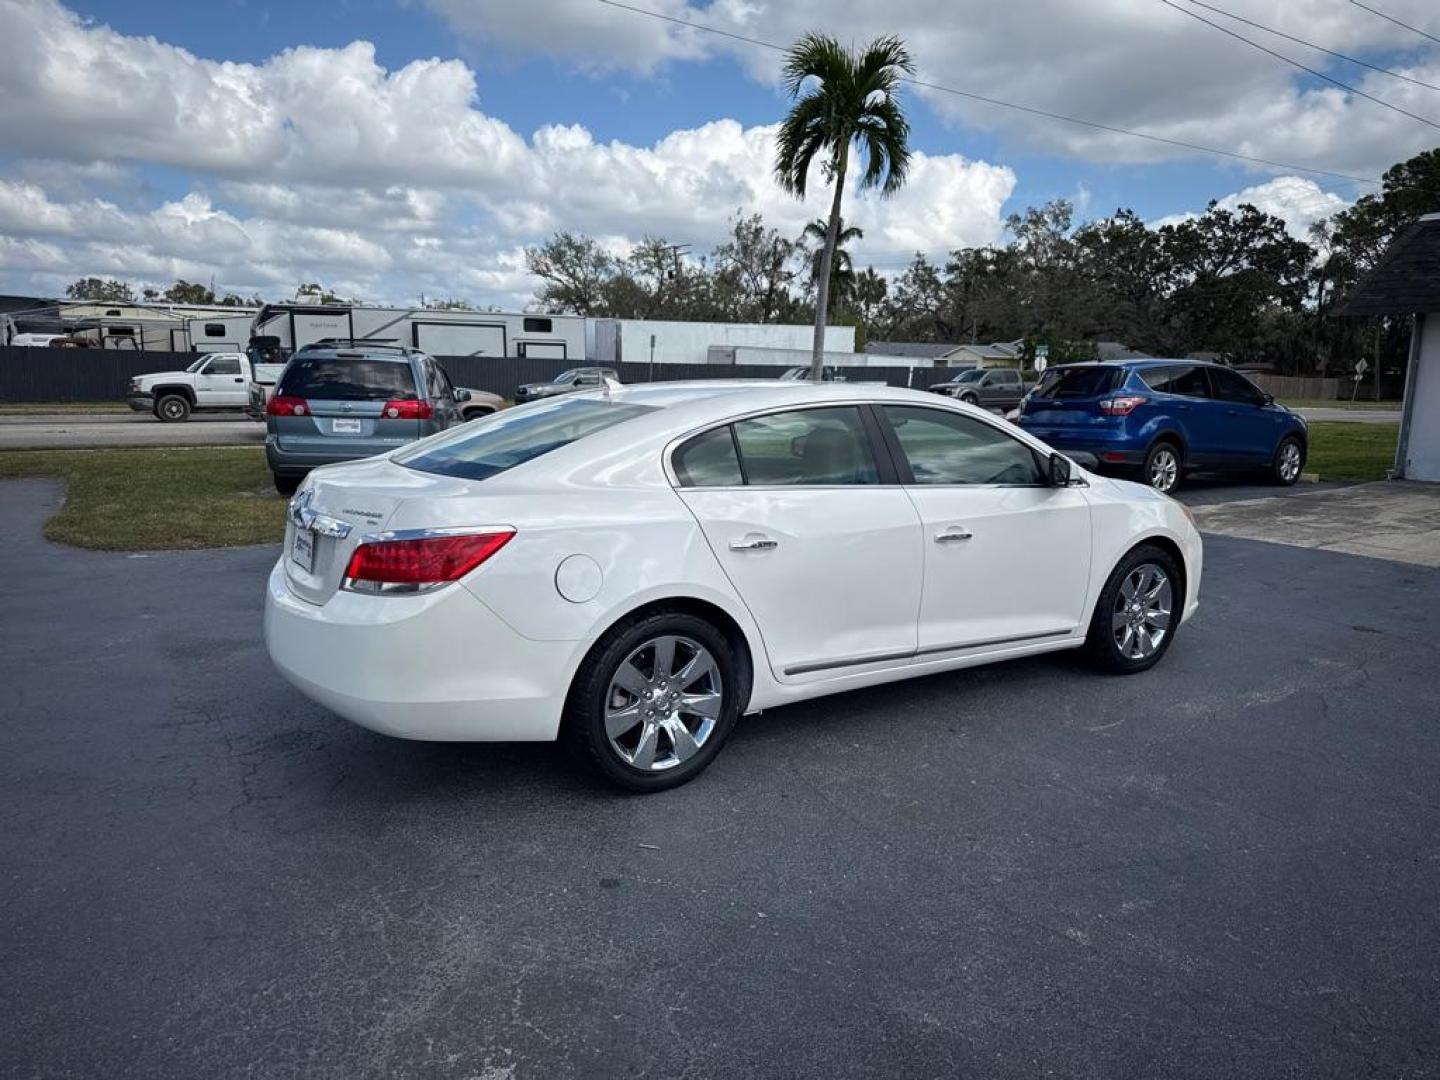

{"left": 291, "top": 528, "right": 315, "bottom": 573}
{"left": 332, "top": 418, "right": 363, "bottom": 435}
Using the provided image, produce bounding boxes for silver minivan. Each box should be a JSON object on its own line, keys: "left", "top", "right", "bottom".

{"left": 265, "top": 345, "right": 470, "bottom": 494}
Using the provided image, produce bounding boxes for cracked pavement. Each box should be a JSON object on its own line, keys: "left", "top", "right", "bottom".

{"left": 2, "top": 477, "right": 1439, "bottom": 1079}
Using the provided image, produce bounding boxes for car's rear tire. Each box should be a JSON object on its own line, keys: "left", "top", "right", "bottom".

{"left": 1084, "top": 544, "right": 1183, "bottom": 674}
{"left": 155, "top": 394, "right": 191, "bottom": 423}
{"left": 1143, "top": 440, "right": 1182, "bottom": 494}
{"left": 959, "top": 392, "right": 979, "bottom": 406}
{"left": 273, "top": 473, "right": 300, "bottom": 496}
{"left": 563, "top": 610, "right": 741, "bottom": 792}
{"left": 461, "top": 406, "right": 494, "bottom": 422}
{"left": 1272, "top": 436, "right": 1304, "bottom": 486}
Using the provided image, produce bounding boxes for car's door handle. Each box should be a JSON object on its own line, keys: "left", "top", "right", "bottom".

{"left": 233, "top": 378, "right": 245, "bottom": 383}
{"left": 729, "top": 534, "right": 778, "bottom": 552}
{"left": 934, "top": 527, "right": 973, "bottom": 544}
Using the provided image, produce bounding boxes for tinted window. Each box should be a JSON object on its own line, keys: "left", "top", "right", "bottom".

{"left": 205, "top": 355, "right": 240, "bottom": 376}
{"left": 1141, "top": 365, "right": 1209, "bottom": 398}
{"left": 883, "top": 406, "right": 1043, "bottom": 486}
{"left": 204, "top": 323, "right": 227, "bottom": 337}
{"left": 523, "top": 317, "right": 553, "bottom": 333}
{"left": 575, "top": 370, "right": 602, "bottom": 386}
{"left": 1210, "top": 367, "right": 1265, "bottom": 405}
{"left": 990, "top": 370, "right": 1019, "bottom": 384}
{"left": 396, "top": 397, "right": 655, "bottom": 481}
{"left": 422, "top": 359, "right": 450, "bottom": 400}
{"left": 732, "top": 407, "right": 879, "bottom": 486}
{"left": 1033, "top": 366, "right": 1123, "bottom": 399}
{"left": 278, "top": 355, "right": 418, "bottom": 401}
{"left": 673, "top": 427, "right": 743, "bottom": 487}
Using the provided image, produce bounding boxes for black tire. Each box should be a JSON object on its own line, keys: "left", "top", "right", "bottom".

{"left": 155, "top": 394, "right": 191, "bottom": 423}
{"left": 1142, "top": 439, "right": 1182, "bottom": 494}
{"left": 1271, "top": 435, "right": 1305, "bottom": 486}
{"left": 1084, "top": 544, "right": 1183, "bottom": 674}
{"left": 563, "top": 609, "right": 741, "bottom": 792}
{"left": 273, "top": 473, "right": 301, "bottom": 496}
{"left": 461, "top": 407, "right": 494, "bottom": 422}
{"left": 959, "top": 392, "right": 980, "bottom": 406}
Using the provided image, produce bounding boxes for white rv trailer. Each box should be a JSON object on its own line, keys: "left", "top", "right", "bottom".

{"left": 186, "top": 313, "right": 258, "bottom": 354}
{"left": 246, "top": 304, "right": 586, "bottom": 361}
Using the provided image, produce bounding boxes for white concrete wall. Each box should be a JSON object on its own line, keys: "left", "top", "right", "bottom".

{"left": 595, "top": 319, "right": 855, "bottom": 365}
{"left": 1401, "top": 312, "right": 1440, "bottom": 482}
{"left": 723, "top": 345, "right": 915, "bottom": 369}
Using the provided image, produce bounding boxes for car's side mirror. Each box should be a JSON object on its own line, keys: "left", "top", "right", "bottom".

{"left": 1260, "top": 392, "right": 1274, "bottom": 406}
{"left": 453, "top": 388, "right": 471, "bottom": 402}
{"left": 1048, "top": 452, "right": 1073, "bottom": 487}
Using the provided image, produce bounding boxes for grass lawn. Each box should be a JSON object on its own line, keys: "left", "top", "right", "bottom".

{"left": 0, "top": 401, "right": 130, "bottom": 415}
{"left": 1280, "top": 397, "right": 1399, "bottom": 411}
{"left": 1306, "top": 421, "right": 1399, "bottom": 482}
{"left": 0, "top": 446, "right": 285, "bottom": 550}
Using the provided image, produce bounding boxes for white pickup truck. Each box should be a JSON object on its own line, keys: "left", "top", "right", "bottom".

{"left": 127, "top": 352, "right": 285, "bottom": 422}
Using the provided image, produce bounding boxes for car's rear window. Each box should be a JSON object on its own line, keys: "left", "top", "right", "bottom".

{"left": 395, "top": 397, "right": 657, "bottom": 481}
{"left": 278, "top": 355, "right": 417, "bottom": 401}
{"left": 1033, "top": 366, "right": 1124, "bottom": 399}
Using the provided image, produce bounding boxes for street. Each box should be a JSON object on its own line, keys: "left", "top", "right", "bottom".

{"left": 3, "top": 477, "right": 1438, "bottom": 1079}
{"left": 0, "top": 411, "right": 263, "bottom": 449}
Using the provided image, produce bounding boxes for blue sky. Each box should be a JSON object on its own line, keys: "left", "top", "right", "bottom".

{"left": 2, "top": 0, "right": 1435, "bottom": 304}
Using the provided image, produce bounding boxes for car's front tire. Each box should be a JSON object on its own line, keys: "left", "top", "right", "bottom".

{"left": 564, "top": 610, "right": 741, "bottom": 792}
{"left": 959, "top": 392, "right": 979, "bottom": 406}
{"left": 154, "top": 394, "right": 191, "bottom": 422}
{"left": 1084, "top": 544, "right": 1183, "bottom": 674}
{"left": 1143, "top": 440, "right": 1182, "bottom": 494}
{"left": 1272, "top": 436, "right": 1305, "bottom": 486}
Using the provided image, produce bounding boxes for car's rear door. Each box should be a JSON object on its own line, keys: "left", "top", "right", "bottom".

{"left": 1139, "top": 364, "right": 1218, "bottom": 463}
{"left": 876, "top": 404, "right": 1092, "bottom": 651}
{"left": 674, "top": 405, "right": 924, "bottom": 680}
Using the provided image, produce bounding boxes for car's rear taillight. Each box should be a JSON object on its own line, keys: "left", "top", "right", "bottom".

{"left": 342, "top": 529, "right": 514, "bottom": 594}
{"left": 382, "top": 399, "right": 433, "bottom": 420}
{"left": 267, "top": 395, "right": 308, "bottom": 416}
{"left": 1099, "top": 395, "right": 1147, "bottom": 416}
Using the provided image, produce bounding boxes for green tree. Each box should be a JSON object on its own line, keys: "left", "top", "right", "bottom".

{"left": 295, "top": 282, "right": 352, "bottom": 305}
{"left": 711, "top": 212, "right": 805, "bottom": 323}
{"left": 162, "top": 280, "right": 216, "bottom": 305}
{"left": 64, "top": 277, "right": 135, "bottom": 303}
{"left": 525, "top": 232, "right": 618, "bottom": 315}
{"left": 774, "top": 33, "right": 914, "bottom": 379}
{"left": 801, "top": 217, "right": 864, "bottom": 312}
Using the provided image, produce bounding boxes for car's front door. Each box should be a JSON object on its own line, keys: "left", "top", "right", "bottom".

{"left": 195, "top": 354, "right": 248, "bottom": 407}
{"left": 876, "top": 404, "right": 1092, "bottom": 651}
{"left": 674, "top": 405, "right": 924, "bottom": 680}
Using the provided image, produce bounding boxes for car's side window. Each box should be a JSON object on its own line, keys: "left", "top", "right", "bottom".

{"left": 1142, "top": 365, "right": 1209, "bottom": 398}
{"left": 1210, "top": 368, "right": 1265, "bottom": 405}
{"left": 207, "top": 355, "right": 240, "bottom": 376}
{"left": 732, "top": 407, "right": 880, "bottom": 486}
{"left": 673, "top": 427, "right": 744, "bottom": 488}
{"left": 882, "top": 405, "right": 1045, "bottom": 486}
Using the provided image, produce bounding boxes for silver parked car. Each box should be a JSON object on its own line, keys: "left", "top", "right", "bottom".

{"left": 514, "top": 367, "right": 618, "bottom": 403}
{"left": 265, "top": 344, "right": 470, "bottom": 495}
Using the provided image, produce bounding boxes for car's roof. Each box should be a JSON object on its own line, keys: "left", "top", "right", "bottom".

{"left": 292, "top": 348, "right": 416, "bottom": 364}
{"left": 562, "top": 379, "right": 961, "bottom": 416}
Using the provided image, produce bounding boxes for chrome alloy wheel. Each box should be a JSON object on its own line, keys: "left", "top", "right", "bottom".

{"left": 1112, "top": 563, "right": 1173, "bottom": 660}
{"left": 1147, "top": 447, "right": 1179, "bottom": 492}
{"left": 604, "top": 635, "right": 724, "bottom": 771}
{"left": 1279, "top": 440, "right": 1302, "bottom": 482}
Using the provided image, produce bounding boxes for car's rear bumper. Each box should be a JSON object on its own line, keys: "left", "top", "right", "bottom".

{"left": 265, "top": 435, "right": 411, "bottom": 475}
{"left": 264, "top": 560, "right": 574, "bottom": 741}
{"left": 1017, "top": 423, "right": 1145, "bottom": 466}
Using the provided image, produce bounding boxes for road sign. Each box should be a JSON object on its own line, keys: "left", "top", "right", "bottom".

{"left": 1035, "top": 345, "right": 1049, "bottom": 373}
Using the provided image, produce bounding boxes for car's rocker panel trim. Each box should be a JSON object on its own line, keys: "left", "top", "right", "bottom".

{"left": 783, "top": 627, "right": 1076, "bottom": 675}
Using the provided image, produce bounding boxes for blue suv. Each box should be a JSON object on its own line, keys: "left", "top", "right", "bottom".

{"left": 1016, "top": 360, "right": 1308, "bottom": 494}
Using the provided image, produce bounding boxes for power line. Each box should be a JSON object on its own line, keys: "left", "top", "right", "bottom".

{"left": 1159, "top": 0, "right": 1440, "bottom": 132}
{"left": 1181, "top": 0, "right": 1440, "bottom": 93}
{"left": 595, "top": 0, "right": 1385, "bottom": 186}
{"left": 1350, "top": 0, "right": 1440, "bottom": 47}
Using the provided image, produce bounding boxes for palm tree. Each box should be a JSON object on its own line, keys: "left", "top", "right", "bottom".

{"left": 802, "top": 217, "right": 864, "bottom": 311}
{"left": 775, "top": 33, "right": 913, "bottom": 380}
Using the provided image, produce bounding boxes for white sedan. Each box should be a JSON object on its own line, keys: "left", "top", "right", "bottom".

{"left": 266, "top": 381, "right": 1202, "bottom": 791}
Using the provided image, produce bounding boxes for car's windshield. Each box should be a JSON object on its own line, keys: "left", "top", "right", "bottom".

{"left": 551, "top": 369, "right": 582, "bottom": 384}
{"left": 396, "top": 397, "right": 657, "bottom": 481}
{"left": 953, "top": 370, "right": 986, "bottom": 384}
{"left": 277, "top": 355, "right": 417, "bottom": 401}
{"left": 1032, "top": 366, "right": 1124, "bottom": 399}
{"left": 185, "top": 356, "right": 209, "bottom": 373}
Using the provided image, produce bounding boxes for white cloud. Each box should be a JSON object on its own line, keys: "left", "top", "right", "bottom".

{"left": 0, "top": 0, "right": 1015, "bottom": 306}
{"left": 435, "top": 0, "right": 1440, "bottom": 181}
{"left": 1150, "top": 176, "right": 1351, "bottom": 240}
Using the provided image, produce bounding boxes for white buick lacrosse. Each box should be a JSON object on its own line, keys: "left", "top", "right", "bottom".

{"left": 266, "top": 381, "right": 1202, "bottom": 790}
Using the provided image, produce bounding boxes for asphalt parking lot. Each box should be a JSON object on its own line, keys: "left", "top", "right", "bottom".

{"left": 3, "top": 477, "right": 1439, "bottom": 1079}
